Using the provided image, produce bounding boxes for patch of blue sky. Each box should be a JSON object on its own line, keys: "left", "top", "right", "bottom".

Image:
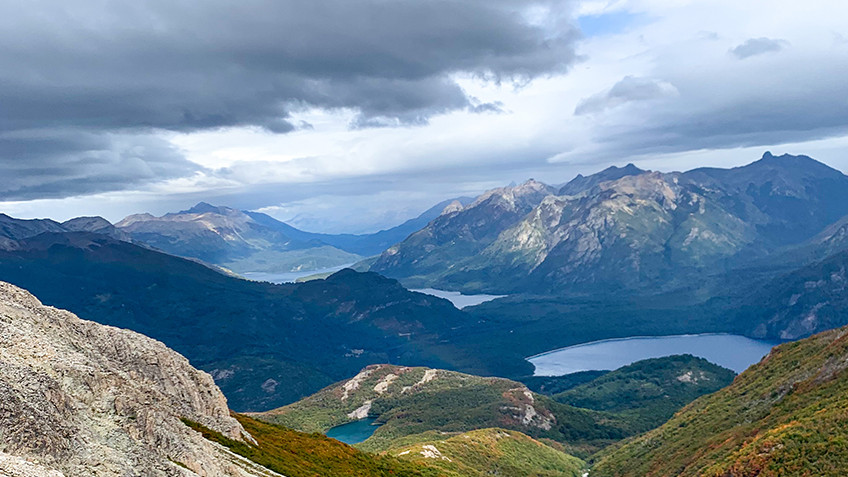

{"left": 577, "top": 11, "right": 644, "bottom": 37}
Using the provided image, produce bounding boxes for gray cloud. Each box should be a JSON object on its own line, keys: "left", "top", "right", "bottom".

{"left": 0, "top": 0, "right": 579, "bottom": 200}
{"left": 572, "top": 56, "right": 848, "bottom": 159}
{"left": 730, "top": 37, "right": 789, "bottom": 59}
{"left": 575, "top": 76, "right": 679, "bottom": 115}
{"left": 0, "top": 130, "right": 200, "bottom": 200}
{"left": 0, "top": 0, "right": 578, "bottom": 133}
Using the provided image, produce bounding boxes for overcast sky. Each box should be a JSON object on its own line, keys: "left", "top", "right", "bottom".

{"left": 2, "top": 0, "right": 847, "bottom": 233}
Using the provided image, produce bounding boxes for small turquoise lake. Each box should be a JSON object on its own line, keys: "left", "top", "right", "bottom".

{"left": 325, "top": 418, "right": 381, "bottom": 445}
{"left": 528, "top": 333, "right": 780, "bottom": 376}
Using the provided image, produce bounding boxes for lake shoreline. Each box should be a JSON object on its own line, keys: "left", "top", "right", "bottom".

{"left": 528, "top": 333, "right": 782, "bottom": 376}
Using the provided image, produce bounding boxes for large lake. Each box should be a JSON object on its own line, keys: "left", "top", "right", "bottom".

{"left": 242, "top": 263, "right": 356, "bottom": 284}
{"left": 411, "top": 288, "right": 505, "bottom": 309}
{"left": 325, "top": 418, "right": 380, "bottom": 445}
{"left": 528, "top": 334, "right": 780, "bottom": 375}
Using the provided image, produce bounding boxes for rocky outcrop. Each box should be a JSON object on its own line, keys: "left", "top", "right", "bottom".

{"left": 0, "top": 281, "right": 279, "bottom": 477}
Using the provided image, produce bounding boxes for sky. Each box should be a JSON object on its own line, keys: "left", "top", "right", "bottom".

{"left": 1, "top": 0, "right": 847, "bottom": 233}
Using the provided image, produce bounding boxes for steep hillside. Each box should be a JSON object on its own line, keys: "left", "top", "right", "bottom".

{"left": 370, "top": 180, "right": 556, "bottom": 288}
{"left": 592, "top": 325, "right": 848, "bottom": 476}
{"left": 680, "top": 152, "right": 848, "bottom": 245}
{"left": 554, "top": 355, "right": 735, "bottom": 432}
{"left": 0, "top": 281, "right": 270, "bottom": 476}
{"left": 0, "top": 233, "right": 482, "bottom": 410}
{"left": 476, "top": 171, "right": 756, "bottom": 292}
{"left": 117, "top": 202, "right": 362, "bottom": 273}
{"left": 386, "top": 428, "right": 585, "bottom": 477}
{"left": 185, "top": 414, "right": 437, "bottom": 477}
{"left": 254, "top": 364, "right": 633, "bottom": 454}
{"left": 370, "top": 153, "right": 848, "bottom": 294}
{"left": 738, "top": 249, "right": 848, "bottom": 340}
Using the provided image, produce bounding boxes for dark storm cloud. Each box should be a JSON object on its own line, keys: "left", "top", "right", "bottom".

{"left": 0, "top": 0, "right": 579, "bottom": 199}
{"left": 730, "top": 38, "right": 789, "bottom": 59}
{"left": 1, "top": 0, "right": 578, "bottom": 132}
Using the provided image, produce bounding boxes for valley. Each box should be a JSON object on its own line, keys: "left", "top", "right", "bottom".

{"left": 4, "top": 2, "right": 846, "bottom": 474}
{"left": 3, "top": 153, "right": 848, "bottom": 475}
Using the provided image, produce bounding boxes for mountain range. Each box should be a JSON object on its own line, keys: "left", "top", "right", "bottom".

{"left": 7, "top": 276, "right": 848, "bottom": 475}
{"left": 370, "top": 152, "right": 848, "bottom": 294}
{"left": 3, "top": 152, "right": 848, "bottom": 411}
{"left": 116, "top": 198, "right": 471, "bottom": 275}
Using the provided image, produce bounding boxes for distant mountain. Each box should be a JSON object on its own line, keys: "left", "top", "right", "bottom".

{"left": 116, "top": 202, "right": 362, "bottom": 274}
{"left": 0, "top": 213, "right": 66, "bottom": 242}
{"left": 371, "top": 153, "right": 848, "bottom": 294}
{"left": 591, "top": 324, "right": 848, "bottom": 476}
{"left": 371, "top": 180, "right": 557, "bottom": 287}
{"left": 115, "top": 199, "right": 473, "bottom": 275}
{"left": 0, "top": 213, "right": 130, "bottom": 250}
{"left": 247, "top": 197, "right": 475, "bottom": 257}
{"left": 0, "top": 231, "right": 486, "bottom": 410}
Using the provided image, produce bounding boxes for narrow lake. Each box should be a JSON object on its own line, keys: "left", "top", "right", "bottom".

{"left": 411, "top": 288, "right": 506, "bottom": 309}
{"left": 325, "top": 418, "right": 381, "bottom": 445}
{"left": 528, "top": 334, "right": 780, "bottom": 376}
{"left": 242, "top": 263, "right": 356, "bottom": 284}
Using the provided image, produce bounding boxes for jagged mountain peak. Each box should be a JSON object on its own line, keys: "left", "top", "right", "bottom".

{"left": 469, "top": 178, "right": 555, "bottom": 209}
{"left": 560, "top": 162, "right": 648, "bottom": 196}
{"left": 440, "top": 199, "right": 466, "bottom": 215}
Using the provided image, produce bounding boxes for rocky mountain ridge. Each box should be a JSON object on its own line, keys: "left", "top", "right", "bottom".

{"left": 371, "top": 153, "right": 848, "bottom": 293}
{"left": 0, "top": 281, "right": 275, "bottom": 477}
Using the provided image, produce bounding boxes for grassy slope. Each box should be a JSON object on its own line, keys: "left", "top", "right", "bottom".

{"left": 554, "top": 355, "right": 736, "bottom": 432}
{"left": 385, "top": 428, "right": 585, "bottom": 477}
{"left": 183, "top": 414, "right": 439, "bottom": 477}
{"left": 592, "top": 326, "right": 848, "bottom": 476}
{"left": 252, "top": 364, "right": 632, "bottom": 456}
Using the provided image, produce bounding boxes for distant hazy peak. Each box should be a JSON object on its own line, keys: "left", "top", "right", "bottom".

{"left": 114, "top": 212, "right": 156, "bottom": 227}
{"left": 440, "top": 200, "right": 465, "bottom": 215}
{"left": 61, "top": 216, "right": 113, "bottom": 230}
{"left": 183, "top": 201, "right": 238, "bottom": 215}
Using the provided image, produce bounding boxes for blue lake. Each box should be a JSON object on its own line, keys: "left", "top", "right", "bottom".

{"left": 411, "top": 288, "right": 506, "bottom": 309}
{"left": 325, "top": 418, "right": 381, "bottom": 445}
{"left": 528, "top": 334, "right": 780, "bottom": 376}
